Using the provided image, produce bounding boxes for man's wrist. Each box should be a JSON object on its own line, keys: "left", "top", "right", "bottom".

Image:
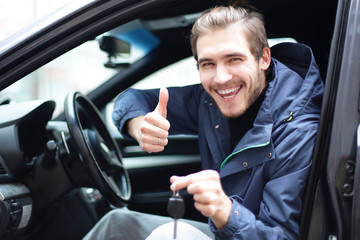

{"left": 127, "top": 116, "right": 144, "bottom": 141}
{"left": 211, "top": 195, "right": 233, "bottom": 230}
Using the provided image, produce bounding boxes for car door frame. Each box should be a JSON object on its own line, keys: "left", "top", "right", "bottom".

{"left": 300, "top": 0, "right": 360, "bottom": 239}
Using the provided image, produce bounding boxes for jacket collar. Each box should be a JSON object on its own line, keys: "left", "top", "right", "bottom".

{"left": 219, "top": 83, "right": 275, "bottom": 177}
{"left": 201, "top": 75, "right": 275, "bottom": 177}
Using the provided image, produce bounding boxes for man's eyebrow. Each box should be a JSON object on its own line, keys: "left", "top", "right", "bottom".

{"left": 197, "top": 52, "right": 247, "bottom": 64}
{"left": 197, "top": 58, "right": 212, "bottom": 65}
{"left": 224, "top": 52, "right": 247, "bottom": 58}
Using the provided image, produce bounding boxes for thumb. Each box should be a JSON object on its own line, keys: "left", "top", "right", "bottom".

{"left": 155, "top": 87, "right": 169, "bottom": 117}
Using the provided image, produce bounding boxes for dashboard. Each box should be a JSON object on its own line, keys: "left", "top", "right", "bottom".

{"left": 0, "top": 100, "right": 71, "bottom": 238}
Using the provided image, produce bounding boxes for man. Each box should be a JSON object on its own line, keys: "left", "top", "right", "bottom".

{"left": 84, "top": 5, "right": 323, "bottom": 240}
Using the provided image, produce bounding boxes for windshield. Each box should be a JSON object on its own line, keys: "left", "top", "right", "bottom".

{"left": 0, "top": 40, "right": 116, "bottom": 116}
{"left": 0, "top": 1, "right": 73, "bottom": 41}
{"left": 0, "top": 20, "right": 161, "bottom": 116}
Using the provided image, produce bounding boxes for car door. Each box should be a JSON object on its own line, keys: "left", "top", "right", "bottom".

{"left": 300, "top": 0, "right": 360, "bottom": 239}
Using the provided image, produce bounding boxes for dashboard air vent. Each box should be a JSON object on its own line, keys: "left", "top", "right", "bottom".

{"left": 0, "top": 162, "right": 7, "bottom": 175}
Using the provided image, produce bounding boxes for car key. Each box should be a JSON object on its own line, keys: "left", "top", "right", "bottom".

{"left": 167, "top": 186, "right": 185, "bottom": 239}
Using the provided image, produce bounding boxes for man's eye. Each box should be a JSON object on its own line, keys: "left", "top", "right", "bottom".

{"left": 201, "top": 62, "right": 213, "bottom": 68}
{"left": 230, "top": 58, "right": 241, "bottom": 62}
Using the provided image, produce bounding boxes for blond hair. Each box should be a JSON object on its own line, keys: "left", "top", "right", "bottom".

{"left": 190, "top": 6, "right": 268, "bottom": 61}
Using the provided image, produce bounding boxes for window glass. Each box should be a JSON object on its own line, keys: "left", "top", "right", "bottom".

{"left": 132, "top": 57, "right": 200, "bottom": 89}
{"left": 0, "top": 24, "right": 161, "bottom": 117}
{"left": 0, "top": 0, "right": 74, "bottom": 41}
{"left": 0, "top": 40, "right": 116, "bottom": 116}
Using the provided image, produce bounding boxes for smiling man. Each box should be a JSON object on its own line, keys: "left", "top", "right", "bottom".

{"left": 195, "top": 20, "right": 270, "bottom": 119}
{"left": 84, "top": 5, "right": 324, "bottom": 240}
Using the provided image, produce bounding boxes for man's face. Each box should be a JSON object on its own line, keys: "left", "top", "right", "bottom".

{"left": 197, "top": 24, "right": 271, "bottom": 118}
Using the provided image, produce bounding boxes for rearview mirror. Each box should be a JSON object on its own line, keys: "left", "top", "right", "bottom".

{"left": 98, "top": 36, "right": 130, "bottom": 68}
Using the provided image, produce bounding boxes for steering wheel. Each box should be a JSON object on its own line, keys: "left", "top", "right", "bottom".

{"left": 64, "top": 91, "right": 131, "bottom": 207}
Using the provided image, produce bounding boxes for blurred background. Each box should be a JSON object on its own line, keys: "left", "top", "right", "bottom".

{"left": 0, "top": 0, "right": 73, "bottom": 41}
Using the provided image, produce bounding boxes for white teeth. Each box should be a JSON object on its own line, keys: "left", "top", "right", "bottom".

{"left": 217, "top": 86, "right": 240, "bottom": 95}
{"left": 223, "top": 94, "right": 235, "bottom": 99}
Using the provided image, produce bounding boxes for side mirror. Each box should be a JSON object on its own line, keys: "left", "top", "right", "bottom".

{"left": 98, "top": 36, "right": 130, "bottom": 68}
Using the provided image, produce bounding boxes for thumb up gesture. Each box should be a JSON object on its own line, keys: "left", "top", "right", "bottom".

{"left": 127, "top": 88, "right": 171, "bottom": 153}
{"left": 154, "top": 87, "right": 168, "bottom": 118}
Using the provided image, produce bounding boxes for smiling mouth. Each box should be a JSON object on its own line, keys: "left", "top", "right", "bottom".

{"left": 216, "top": 86, "right": 242, "bottom": 99}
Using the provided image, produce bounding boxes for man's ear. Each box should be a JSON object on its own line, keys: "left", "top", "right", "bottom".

{"left": 260, "top": 47, "right": 271, "bottom": 71}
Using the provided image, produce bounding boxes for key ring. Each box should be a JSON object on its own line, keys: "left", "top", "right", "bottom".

{"left": 172, "top": 183, "right": 178, "bottom": 196}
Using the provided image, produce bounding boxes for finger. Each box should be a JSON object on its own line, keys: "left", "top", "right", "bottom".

{"left": 192, "top": 190, "right": 218, "bottom": 204}
{"left": 140, "top": 136, "right": 166, "bottom": 153}
{"left": 141, "top": 120, "right": 169, "bottom": 139}
{"left": 139, "top": 114, "right": 170, "bottom": 153}
{"left": 187, "top": 180, "right": 221, "bottom": 196}
{"left": 140, "top": 133, "right": 168, "bottom": 146}
{"left": 144, "top": 113, "right": 170, "bottom": 132}
{"left": 141, "top": 143, "right": 165, "bottom": 153}
{"left": 170, "top": 170, "right": 220, "bottom": 191}
{"left": 154, "top": 87, "right": 169, "bottom": 118}
{"left": 170, "top": 175, "right": 194, "bottom": 191}
{"left": 194, "top": 202, "right": 216, "bottom": 217}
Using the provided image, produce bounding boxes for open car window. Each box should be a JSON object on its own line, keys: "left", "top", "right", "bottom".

{"left": 0, "top": 21, "right": 162, "bottom": 117}
{"left": 0, "top": 40, "right": 116, "bottom": 116}
{"left": 132, "top": 57, "right": 200, "bottom": 89}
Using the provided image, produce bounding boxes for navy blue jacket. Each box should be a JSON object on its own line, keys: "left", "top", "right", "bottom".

{"left": 112, "top": 43, "right": 324, "bottom": 239}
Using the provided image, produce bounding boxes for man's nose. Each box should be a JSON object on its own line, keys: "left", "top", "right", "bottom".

{"left": 214, "top": 65, "right": 232, "bottom": 84}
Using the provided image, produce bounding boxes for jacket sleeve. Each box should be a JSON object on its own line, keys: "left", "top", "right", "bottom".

{"left": 112, "top": 84, "right": 203, "bottom": 139}
{"left": 210, "top": 124, "right": 317, "bottom": 240}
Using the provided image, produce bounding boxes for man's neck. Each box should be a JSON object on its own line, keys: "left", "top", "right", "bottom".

{"left": 229, "top": 85, "right": 268, "bottom": 149}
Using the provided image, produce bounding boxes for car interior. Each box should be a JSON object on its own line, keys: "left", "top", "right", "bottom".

{"left": 0, "top": 0, "right": 345, "bottom": 239}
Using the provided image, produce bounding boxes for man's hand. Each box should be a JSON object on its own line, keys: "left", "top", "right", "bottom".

{"left": 127, "top": 88, "right": 170, "bottom": 153}
{"left": 170, "top": 170, "right": 232, "bottom": 230}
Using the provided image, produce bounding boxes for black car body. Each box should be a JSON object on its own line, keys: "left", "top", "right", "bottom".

{"left": 0, "top": 0, "right": 359, "bottom": 239}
